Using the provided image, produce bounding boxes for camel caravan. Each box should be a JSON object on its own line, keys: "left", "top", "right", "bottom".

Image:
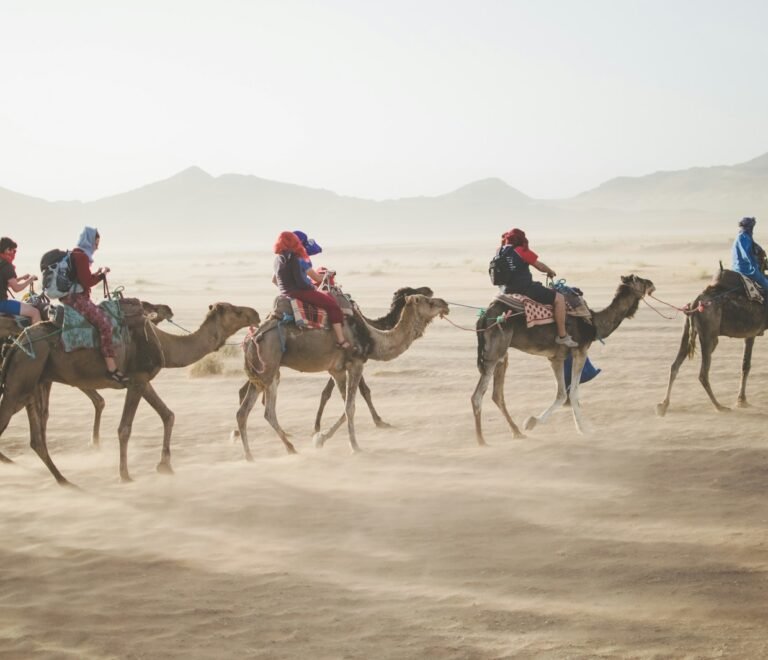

{"left": 0, "top": 217, "right": 766, "bottom": 485}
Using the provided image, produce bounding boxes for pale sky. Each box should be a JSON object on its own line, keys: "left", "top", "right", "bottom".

{"left": 1, "top": 0, "right": 767, "bottom": 202}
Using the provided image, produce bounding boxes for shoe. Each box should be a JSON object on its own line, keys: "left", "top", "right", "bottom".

{"left": 107, "top": 369, "right": 130, "bottom": 386}
{"left": 555, "top": 334, "right": 578, "bottom": 348}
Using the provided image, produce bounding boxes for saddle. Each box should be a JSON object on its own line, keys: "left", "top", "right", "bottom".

{"left": 267, "top": 287, "right": 355, "bottom": 329}
{"left": 709, "top": 268, "right": 764, "bottom": 304}
{"left": 54, "top": 297, "right": 149, "bottom": 352}
{"left": 495, "top": 291, "right": 592, "bottom": 329}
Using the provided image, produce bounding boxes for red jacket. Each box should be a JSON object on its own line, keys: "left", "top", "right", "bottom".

{"left": 70, "top": 248, "right": 103, "bottom": 296}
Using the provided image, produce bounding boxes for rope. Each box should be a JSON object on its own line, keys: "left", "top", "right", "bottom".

{"left": 642, "top": 287, "right": 743, "bottom": 320}
{"left": 242, "top": 327, "right": 266, "bottom": 374}
{"left": 444, "top": 300, "right": 487, "bottom": 311}
{"left": 441, "top": 310, "right": 523, "bottom": 332}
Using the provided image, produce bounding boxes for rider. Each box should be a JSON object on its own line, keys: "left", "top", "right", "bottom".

{"left": 0, "top": 237, "right": 41, "bottom": 324}
{"left": 272, "top": 231, "right": 352, "bottom": 350}
{"left": 497, "top": 229, "right": 578, "bottom": 348}
{"left": 732, "top": 216, "right": 768, "bottom": 294}
{"left": 61, "top": 227, "right": 129, "bottom": 385}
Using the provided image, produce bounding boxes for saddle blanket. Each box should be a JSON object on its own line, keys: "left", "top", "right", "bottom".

{"left": 739, "top": 274, "right": 764, "bottom": 305}
{"left": 289, "top": 298, "right": 329, "bottom": 330}
{"left": 495, "top": 293, "right": 592, "bottom": 329}
{"left": 60, "top": 300, "right": 127, "bottom": 352}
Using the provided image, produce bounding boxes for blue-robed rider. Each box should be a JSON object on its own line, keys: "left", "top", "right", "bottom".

{"left": 732, "top": 216, "right": 768, "bottom": 292}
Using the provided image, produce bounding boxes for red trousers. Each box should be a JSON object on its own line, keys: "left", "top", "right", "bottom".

{"left": 288, "top": 288, "right": 344, "bottom": 324}
{"left": 62, "top": 292, "right": 116, "bottom": 358}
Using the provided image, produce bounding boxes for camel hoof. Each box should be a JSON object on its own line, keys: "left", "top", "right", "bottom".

{"left": 120, "top": 474, "right": 134, "bottom": 483}
{"left": 58, "top": 478, "right": 79, "bottom": 489}
{"left": 156, "top": 462, "right": 174, "bottom": 475}
{"left": 89, "top": 440, "right": 101, "bottom": 449}
{"left": 716, "top": 406, "right": 732, "bottom": 413}
{"left": 244, "top": 452, "right": 254, "bottom": 462}
{"left": 513, "top": 433, "right": 527, "bottom": 440}
{"left": 374, "top": 421, "right": 394, "bottom": 429}
{"left": 312, "top": 432, "right": 326, "bottom": 448}
{"left": 736, "top": 399, "right": 750, "bottom": 409}
{"left": 0, "top": 453, "right": 14, "bottom": 464}
{"left": 230, "top": 429, "right": 241, "bottom": 441}
{"left": 655, "top": 403, "right": 668, "bottom": 417}
{"left": 523, "top": 416, "right": 538, "bottom": 431}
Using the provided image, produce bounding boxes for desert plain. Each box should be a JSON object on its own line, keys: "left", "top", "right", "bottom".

{"left": 0, "top": 235, "right": 767, "bottom": 659}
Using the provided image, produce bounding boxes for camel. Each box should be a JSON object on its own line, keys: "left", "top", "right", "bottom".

{"left": 233, "top": 286, "right": 434, "bottom": 434}
{"left": 0, "top": 301, "right": 175, "bottom": 447}
{"left": 0, "top": 302, "right": 260, "bottom": 485}
{"left": 656, "top": 269, "right": 767, "bottom": 415}
{"left": 235, "top": 294, "right": 449, "bottom": 459}
{"left": 471, "top": 274, "right": 655, "bottom": 442}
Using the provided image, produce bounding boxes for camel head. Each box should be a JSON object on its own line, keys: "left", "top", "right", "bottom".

{"left": 404, "top": 294, "right": 450, "bottom": 320}
{"left": 206, "top": 302, "right": 261, "bottom": 337}
{"left": 391, "top": 286, "right": 434, "bottom": 304}
{"left": 141, "top": 301, "right": 174, "bottom": 325}
{"left": 620, "top": 274, "right": 655, "bottom": 298}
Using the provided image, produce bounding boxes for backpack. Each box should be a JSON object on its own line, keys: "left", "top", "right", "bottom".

{"left": 40, "top": 249, "right": 76, "bottom": 299}
{"left": 488, "top": 248, "right": 511, "bottom": 286}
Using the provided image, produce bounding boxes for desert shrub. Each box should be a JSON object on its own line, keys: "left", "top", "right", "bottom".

{"left": 189, "top": 353, "right": 223, "bottom": 377}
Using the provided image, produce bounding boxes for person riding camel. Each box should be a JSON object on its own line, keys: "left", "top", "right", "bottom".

{"left": 272, "top": 231, "right": 352, "bottom": 350}
{"left": 497, "top": 229, "right": 578, "bottom": 348}
{"left": 732, "top": 217, "right": 768, "bottom": 297}
{"left": 0, "top": 237, "right": 41, "bottom": 325}
{"left": 61, "top": 227, "right": 128, "bottom": 385}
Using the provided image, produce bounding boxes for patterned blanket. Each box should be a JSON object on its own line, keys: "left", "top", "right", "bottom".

{"left": 289, "top": 298, "right": 329, "bottom": 330}
{"left": 495, "top": 292, "right": 592, "bottom": 329}
{"left": 60, "top": 300, "right": 127, "bottom": 352}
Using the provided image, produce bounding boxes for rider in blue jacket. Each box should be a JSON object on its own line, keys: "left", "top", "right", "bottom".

{"left": 732, "top": 216, "right": 768, "bottom": 290}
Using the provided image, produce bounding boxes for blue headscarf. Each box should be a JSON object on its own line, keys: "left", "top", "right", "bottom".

{"left": 76, "top": 226, "right": 99, "bottom": 263}
{"left": 739, "top": 217, "right": 756, "bottom": 235}
{"left": 293, "top": 230, "right": 322, "bottom": 256}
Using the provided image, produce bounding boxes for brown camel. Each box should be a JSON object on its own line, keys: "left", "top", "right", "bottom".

{"left": 0, "top": 301, "right": 175, "bottom": 447}
{"left": 656, "top": 269, "right": 767, "bottom": 415}
{"left": 236, "top": 294, "right": 449, "bottom": 459}
{"left": 233, "top": 286, "right": 434, "bottom": 434}
{"left": 0, "top": 302, "right": 260, "bottom": 485}
{"left": 471, "top": 275, "right": 655, "bottom": 442}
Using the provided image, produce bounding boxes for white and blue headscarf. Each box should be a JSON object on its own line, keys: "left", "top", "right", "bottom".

{"left": 76, "top": 227, "right": 99, "bottom": 263}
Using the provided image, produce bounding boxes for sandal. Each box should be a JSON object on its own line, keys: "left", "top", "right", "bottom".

{"left": 107, "top": 369, "right": 130, "bottom": 386}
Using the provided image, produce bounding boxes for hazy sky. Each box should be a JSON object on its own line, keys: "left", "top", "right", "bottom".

{"left": 2, "top": 0, "right": 767, "bottom": 202}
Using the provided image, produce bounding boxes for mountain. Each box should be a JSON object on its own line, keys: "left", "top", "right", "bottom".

{"left": 3, "top": 152, "right": 768, "bottom": 250}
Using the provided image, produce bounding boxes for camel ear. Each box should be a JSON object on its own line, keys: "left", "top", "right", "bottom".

{"left": 621, "top": 275, "right": 631, "bottom": 284}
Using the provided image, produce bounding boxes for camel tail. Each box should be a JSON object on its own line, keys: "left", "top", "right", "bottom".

{"left": 686, "top": 315, "right": 697, "bottom": 360}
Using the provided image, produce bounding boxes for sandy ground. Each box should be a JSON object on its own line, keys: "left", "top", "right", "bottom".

{"left": 1, "top": 237, "right": 767, "bottom": 659}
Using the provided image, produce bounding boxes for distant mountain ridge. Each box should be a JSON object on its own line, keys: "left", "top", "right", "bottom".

{"left": 4, "top": 152, "right": 768, "bottom": 249}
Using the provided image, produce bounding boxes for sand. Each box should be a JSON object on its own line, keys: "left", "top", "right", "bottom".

{"left": 1, "top": 237, "right": 767, "bottom": 659}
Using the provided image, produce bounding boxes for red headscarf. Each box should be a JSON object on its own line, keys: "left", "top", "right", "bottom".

{"left": 502, "top": 228, "right": 528, "bottom": 249}
{"left": 274, "top": 231, "right": 308, "bottom": 260}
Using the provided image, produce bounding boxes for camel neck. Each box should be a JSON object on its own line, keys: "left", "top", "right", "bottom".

{"left": 154, "top": 319, "right": 224, "bottom": 368}
{"left": 363, "top": 303, "right": 432, "bottom": 361}
{"left": 593, "top": 286, "right": 641, "bottom": 340}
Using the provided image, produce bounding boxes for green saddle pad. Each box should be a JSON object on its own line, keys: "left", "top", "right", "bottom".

{"left": 61, "top": 300, "right": 127, "bottom": 353}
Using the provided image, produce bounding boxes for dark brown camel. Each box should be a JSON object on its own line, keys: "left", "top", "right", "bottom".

{"left": 656, "top": 269, "right": 767, "bottom": 415}
{"left": 471, "top": 275, "right": 655, "bottom": 443}
{"left": 0, "top": 302, "right": 259, "bottom": 485}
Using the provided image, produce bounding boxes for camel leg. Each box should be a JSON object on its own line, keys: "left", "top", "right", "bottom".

{"left": 736, "top": 337, "right": 755, "bottom": 408}
{"left": 470, "top": 359, "right": 498, "bottom": 447}
{"left": 313, "top": 372, "right": 349, "bottom": 448}
{"left": 359, "top": 376, "right": 391, "bottom": 428}
{"left": 28, "top": 385, "right": 72, "bottom": 486}
{"left": 490, "top": 355, "right": 526, "bottom": 440}
{"left": 78, "top": 388, "right": 106, "bottom": 447}
{"left": 263, "top": 379, "right": 298, "bottom": 455}
{"left": 236, "top": 381, "right": 264, "bottom": 460}
{"left": 314, "top": 377, "right": 336, "bottom": 433}
{"left": 117, "top": 384, "right": 146, "bottom": 483}
{"left": 566, "top": 351, "right": 590, "bottom": 434}
{"left": 343, "top": 362, "right": 364, "bottom": 453}
{"left": 140, "top": 383, "right": 175, "bottom": 474}
{"left": 656, "top": 317, "right": 692, "bottom": 417}
{"left": 698, "top": 334, "right": 730, "bottom": 412}
{"left": 524, "top": 357, "right": 568, "bottom": 431}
